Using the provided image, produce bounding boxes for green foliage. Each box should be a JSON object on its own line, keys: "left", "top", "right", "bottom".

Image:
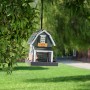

{"left": 0, "top": 0, "right": 90, "bottom": 72}
{"left": 0, "top": 0, "right": 38, "bottom": 72}
{"left": 43, "top": 0, "right": 90, "bottom": 56}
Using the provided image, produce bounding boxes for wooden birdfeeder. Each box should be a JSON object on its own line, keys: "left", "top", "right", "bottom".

{"left": 25, "top": 0, "right": 58, "bottom": 66}
{"left": 26, "top": 30, "right": 58, "bottom": 66}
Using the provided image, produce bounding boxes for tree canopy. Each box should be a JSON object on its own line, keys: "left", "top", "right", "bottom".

{"left": 42, "top": 0, "right": 90, "bottom": 55}
{"left": 0, "top": 0, "right": 38, "bottom": 72}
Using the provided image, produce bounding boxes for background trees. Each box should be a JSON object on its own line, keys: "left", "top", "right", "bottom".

{"left": 42, "top": 0, "right": 90, "bottom": 56}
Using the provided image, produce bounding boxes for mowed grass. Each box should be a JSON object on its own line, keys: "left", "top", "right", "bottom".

{"left": 0, "top": 63, "right": 90, "bottom": 90}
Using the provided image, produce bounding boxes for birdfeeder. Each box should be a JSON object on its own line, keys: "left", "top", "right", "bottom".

{"left": 25, "top": 0, "right": 58, "bottom": 66}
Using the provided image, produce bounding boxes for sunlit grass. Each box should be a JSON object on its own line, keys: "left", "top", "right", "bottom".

{"left": 0, "top": 63, "right": 90, "bottom": 90}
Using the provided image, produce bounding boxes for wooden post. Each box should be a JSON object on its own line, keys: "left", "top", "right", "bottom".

{"left": 51, "top": 51, "right": 53, "bottom": 62}
{"left": 33, "top": 50, "right": 36, "bottom": 62}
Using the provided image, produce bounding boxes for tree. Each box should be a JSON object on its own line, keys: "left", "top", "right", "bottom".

{"left": 0, "top": 0, "right": 38, "bottom": 73}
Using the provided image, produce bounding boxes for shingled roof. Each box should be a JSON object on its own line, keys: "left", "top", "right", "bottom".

{"left": 28, "top": 30, "right": 56, "bottom": 46}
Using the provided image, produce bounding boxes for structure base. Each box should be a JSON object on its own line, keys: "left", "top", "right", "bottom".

{"left": 25, "top": 59, "right": 58, "bottom": 66}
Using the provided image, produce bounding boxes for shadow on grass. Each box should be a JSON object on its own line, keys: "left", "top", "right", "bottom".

{"left": 0, "top": 68, "right": 2, "bottom": 71}
{"left": 24, "top": 75, "right": 90, "bottom": 83}
{"left": 14, "top": 66, "right": 48, "bottom": 71}
{"left": 75, "top": 83, "right": 90, "bottom": 90}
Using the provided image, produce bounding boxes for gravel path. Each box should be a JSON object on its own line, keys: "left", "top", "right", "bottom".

{"left": 59, "top": 60, "right": 90, "bottom": 69}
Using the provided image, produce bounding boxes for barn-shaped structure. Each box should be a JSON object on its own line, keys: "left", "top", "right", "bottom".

{"left": 26, "top": 30, "right": 58, "bottom": 66}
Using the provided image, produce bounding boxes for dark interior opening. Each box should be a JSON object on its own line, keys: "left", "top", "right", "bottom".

{"left": 36, "top": 52, "right": 49, "bottom": 62}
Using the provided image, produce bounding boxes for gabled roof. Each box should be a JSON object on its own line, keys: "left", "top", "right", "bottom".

{"left": 28, "top": 30, "right": 56, "bottom": 46}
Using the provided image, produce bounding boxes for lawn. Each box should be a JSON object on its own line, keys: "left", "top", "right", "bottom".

{"left": 0, "top": 63, "right": 90, "bottom": 90}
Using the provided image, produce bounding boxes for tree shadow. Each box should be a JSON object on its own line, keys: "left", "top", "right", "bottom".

{"left": 0, "top": 68, "right": 2, "bottom": 71}
{"left": 14, "top": 66, "right": 48, "bottom": 71}
{"left": 75, "top": 83, "right": 90, "bottom": 90}
{"left": 24, "top": 75, "right": 90, "bottom": 83}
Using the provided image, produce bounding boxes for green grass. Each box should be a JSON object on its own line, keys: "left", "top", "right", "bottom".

{"left": 0, "top": 63, "right": 90, "bottom": 90}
